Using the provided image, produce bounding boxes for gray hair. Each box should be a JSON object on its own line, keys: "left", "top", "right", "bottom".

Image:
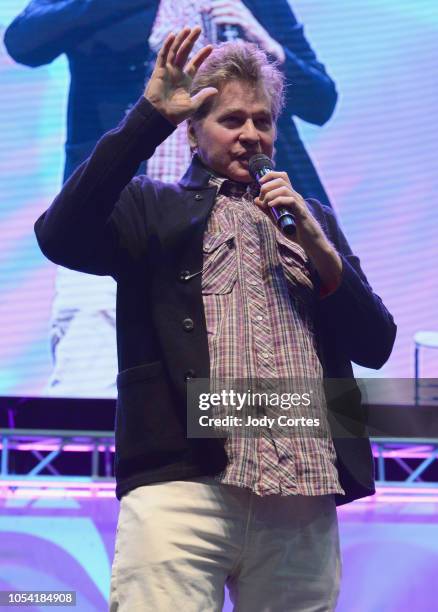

{"left": 190, "top": 41, "right": 285, "bottom": 122}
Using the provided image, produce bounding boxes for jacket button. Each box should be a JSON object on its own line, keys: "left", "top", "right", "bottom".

{"left": 182, "top": 318, "right": 194, "bottom": 332}
{"left": 184, "top": 369, "right": 196, "bottom": 382}
{"left": 194, "top": 194, "right": 203, "bottom": 201}
{"left": 179, "top": 270, "right": 190, "bottom": 282}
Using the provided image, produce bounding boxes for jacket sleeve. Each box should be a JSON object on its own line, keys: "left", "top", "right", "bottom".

{"left": 3, "top": 0, "right": 155, "bottom": 66}
{"left": 249, "top": 0, "right": 337, "bottom": 125}
{"left": 314, "top": 203, "right": 397, "bottom": 369}
{"left": 34, "top": 97, "right": 175, "bottom": 277}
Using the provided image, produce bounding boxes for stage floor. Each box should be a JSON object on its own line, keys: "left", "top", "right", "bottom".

{"left": 1, "top": 487, "right": 438, "bottom": 611}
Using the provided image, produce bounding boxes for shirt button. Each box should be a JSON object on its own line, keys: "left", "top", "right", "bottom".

{"left": 184, "top": 369, "right": 196, "bottom": 382}
{"left": 182, "top": 318, "right": 194, "bottom": 332}
{"left": 247, "top": 248, "right": 255, "bottom": 254}
{"left": 248, "top": 279, "right": 258, "bottom": 286}
{"left": 256, "top": 315, "right": 264, "bottom": 321}
{"left": 261, "top": 352, "right": 270, "bottom": 359}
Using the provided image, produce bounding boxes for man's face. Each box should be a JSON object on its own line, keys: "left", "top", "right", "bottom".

{"left": 188, "top": 80, "right": 275, "bottom": 183}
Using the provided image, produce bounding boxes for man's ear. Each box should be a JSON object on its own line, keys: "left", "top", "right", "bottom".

{"left": 187, "top": 119, "right": 198, "bottom": 153}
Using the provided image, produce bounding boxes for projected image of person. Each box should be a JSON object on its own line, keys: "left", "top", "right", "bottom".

{"left": 5, "top": 0, "right": 338, "bottom": 397}
{"left": 34, "top": 27, "right": 396, "bottom": 610}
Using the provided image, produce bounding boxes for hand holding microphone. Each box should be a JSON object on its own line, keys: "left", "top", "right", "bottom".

{"left": 249, "top": 154, "right": 296, "bottom": 235}
{"left": 249, "top": 153, "right": 343, "bottom": 295}
{"left": 250, "top": 152, "right": 324, "bottom": 246}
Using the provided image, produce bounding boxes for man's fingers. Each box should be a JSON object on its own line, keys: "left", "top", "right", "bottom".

{"left": 261, "top": 186, "right": 294, "bottom": 207}
{"left": 167, "top": 27, "right": 192, "bottom": 65}
{"left": 211, "top": 0, "right": 239, "bottom": 9}
{"left": 210, "top": 9, "right": 239, "bottom": 19}
{"left": 260, "top": 178, "right": 289, "bottom": 191}
{"left": 191, "top": 87, "right": 218, "bottom": 112}
{"left": 158, "top": 26, "right": 212, "bottom": 76}
{"left": 209, "top": 15, "right": 240, "bottom": 25}
{"left": 185, "top": 44, "right": 214, "bottom": 78}
{"left": 174, "top": 26, "right": 202, "bottom": 68}
{"left": 157, "top": 32, "right": 176, "bottom": 68}
{"left": 260, "top": 179, "right": 292, "bottom": 200}
{"left": 259, "top": 171, "right": 290, "bottom": 184}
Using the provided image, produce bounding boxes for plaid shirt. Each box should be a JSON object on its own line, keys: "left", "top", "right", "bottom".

{"left": 203, "top": 175, "right": 344, "bottom": 497}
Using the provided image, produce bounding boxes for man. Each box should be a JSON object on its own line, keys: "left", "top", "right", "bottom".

{"left": 35, "top": 27, "right": 396, "bottom": 611}
{"left": 5, "top": 0, "right": 338, "bottom": 397}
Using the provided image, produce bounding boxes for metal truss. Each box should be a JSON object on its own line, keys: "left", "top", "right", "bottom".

{"left": 0, "top": 428, "right": 115, "bottom": 491}
{"left": 372, "top": 437, "right": 438, "bottom": 486}
{"left": 1, "top": 430, "right": 438, "bottom": 493}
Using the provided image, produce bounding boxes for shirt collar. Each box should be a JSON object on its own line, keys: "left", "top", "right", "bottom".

{"left": 178, "top": 153, "right": 259, "bottom": 197}
{"left": 208, "top": 174, "right": 259, "bottom": 199}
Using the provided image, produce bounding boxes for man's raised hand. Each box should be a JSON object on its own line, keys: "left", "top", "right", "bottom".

{"left": 144, "top": 27, "right": 218, "bottom": 126}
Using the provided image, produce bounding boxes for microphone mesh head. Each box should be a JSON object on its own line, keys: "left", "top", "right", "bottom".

{"left": 248, "top": 154, "right": 274, "bottom": 179}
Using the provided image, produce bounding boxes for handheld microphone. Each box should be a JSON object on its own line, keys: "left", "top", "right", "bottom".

{"left": 248, "top": 154, "right": 296, "bottom": 236}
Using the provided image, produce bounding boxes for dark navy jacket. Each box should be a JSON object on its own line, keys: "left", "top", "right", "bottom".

{"left": 5, "top": 0, "right": 337, "bottom": 204}
{"left": 34, "top": 97, "right": 397, "bottom": 504}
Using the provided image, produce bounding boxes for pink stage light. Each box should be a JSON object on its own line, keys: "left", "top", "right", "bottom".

{"left": 371, "top": 444, "right": 435, "bottom": 459}
{"left": 1, "top": 479, "right": 438, "bottom": 503}
{"left": 0, "top": 479, "right": 115, "bottom": 489}
{"left": 374, "top": 485, "right": 438, "bottom": 494}
{"left": 0, "top": 487, "right": 115, "bottom": 499}
{"left": 0, "top": 442, "right": 115, "bottom": 453}
{"left": 1, "top": 442, "right": 434, "bottom": 458}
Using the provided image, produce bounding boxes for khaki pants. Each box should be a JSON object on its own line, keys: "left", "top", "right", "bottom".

{"left": 110, "top": 478, "right": 341, "bottom": 612}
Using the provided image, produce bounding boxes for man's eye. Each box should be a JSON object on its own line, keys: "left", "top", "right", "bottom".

{"left": 256, "top": 118, "right": 272, "bottom": 128}
{"left": 223, "top": 117, "right": 240, "bottom": 124}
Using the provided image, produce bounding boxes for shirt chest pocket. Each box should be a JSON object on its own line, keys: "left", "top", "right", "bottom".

{"left": 275, "top": 232, "right": 314, "bottom": 292}
{"left": 201, "top": 231, "right": 237, "bottom": 295}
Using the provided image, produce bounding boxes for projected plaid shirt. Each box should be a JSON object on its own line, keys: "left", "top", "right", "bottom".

{"left": 147, "top": 0, "right": 217, "bottom": 183}
{"left": 203, "top": 176, "right": 344, "bottom": 496}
